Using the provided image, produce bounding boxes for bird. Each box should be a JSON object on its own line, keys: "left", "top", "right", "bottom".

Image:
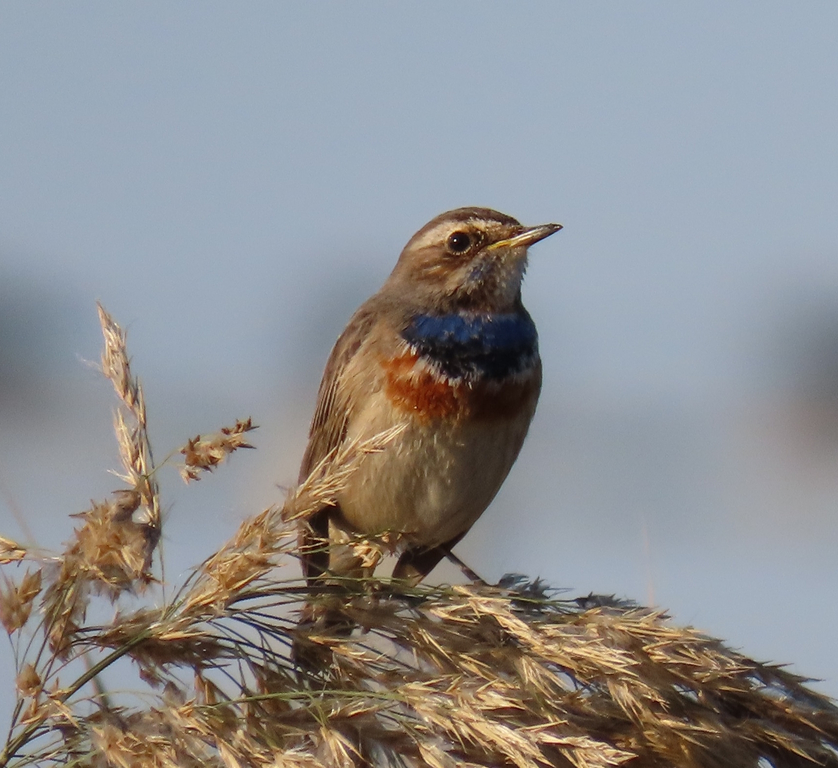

{"left": 297, "top": 207, "right": 561, "bottom": 587}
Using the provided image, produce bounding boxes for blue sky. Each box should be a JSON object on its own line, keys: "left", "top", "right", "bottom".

{"left": 1, "top": 2, "right": 837, "bottom": 708}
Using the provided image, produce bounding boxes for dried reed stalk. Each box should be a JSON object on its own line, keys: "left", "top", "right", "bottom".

{"left": 1, "top": 307, "right": 837, "bottom": 768}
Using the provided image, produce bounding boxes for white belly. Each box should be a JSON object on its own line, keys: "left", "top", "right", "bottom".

{"left": 335, "top": 390, "right": 530, "bottom": 548}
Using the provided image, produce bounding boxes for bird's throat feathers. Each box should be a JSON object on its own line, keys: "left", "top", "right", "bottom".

{"left": 402, "top": 311, "right": 538, "bottom": 380}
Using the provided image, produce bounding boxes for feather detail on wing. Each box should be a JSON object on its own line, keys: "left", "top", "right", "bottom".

{"left": 298, "top": 306, "right": 377, "bottom": 483}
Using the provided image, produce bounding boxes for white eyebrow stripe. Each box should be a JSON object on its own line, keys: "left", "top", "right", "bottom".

{"left": 409, "top": 220, "right": 477, "bottom": 251}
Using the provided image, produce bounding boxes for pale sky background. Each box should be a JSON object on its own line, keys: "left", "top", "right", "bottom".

{"left": 1, "top": 2, "right": 837, "bottom": 717}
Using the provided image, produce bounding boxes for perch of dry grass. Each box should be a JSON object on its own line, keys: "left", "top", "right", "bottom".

{"left": 1, "top": 305, "right": 837, "bottom": 768}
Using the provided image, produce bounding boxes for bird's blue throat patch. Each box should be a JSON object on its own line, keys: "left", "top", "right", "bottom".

{"left": 402, "top": 312, "right": 538, "bottom": 380}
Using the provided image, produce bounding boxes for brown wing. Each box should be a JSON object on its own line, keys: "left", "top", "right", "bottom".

{"left": 298, "top": 305, "right": 378, "bottom": 483}
{"left": 298, "top": 304, "right": 379, "bottom": 583}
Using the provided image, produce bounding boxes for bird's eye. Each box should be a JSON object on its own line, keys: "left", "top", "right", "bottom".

{"left": 446, "top": 231, "right": 472, "bottom": 254}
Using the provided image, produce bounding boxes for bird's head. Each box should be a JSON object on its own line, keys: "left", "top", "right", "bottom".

{"left": 386, "top": 207, "right": 561, "bottom": 313}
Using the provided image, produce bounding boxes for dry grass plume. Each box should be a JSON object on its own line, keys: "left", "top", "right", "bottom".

{"left": 0, "top": 306, "right": 837, "bottom": 767}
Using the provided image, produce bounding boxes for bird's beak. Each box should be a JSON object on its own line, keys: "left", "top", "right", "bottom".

{"left": 488, "top": 222, "right": 563, "bottom": 251}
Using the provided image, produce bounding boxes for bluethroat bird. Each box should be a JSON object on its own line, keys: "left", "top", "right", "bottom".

{"left": 298, "top": 207, "right": 561, "bottom": 586}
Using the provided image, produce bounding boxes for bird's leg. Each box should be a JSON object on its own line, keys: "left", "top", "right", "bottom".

{"left": 294, "top": 505, "right": 356, "bottom": 675}
{"left": 392, "top": 532, "right": 484, "bottom": 586}
{"left": 299, "top": 506, "right": 333, "bottom": 583}
{"left": 442, "top": 547, "right": 486, "bottom": 585}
